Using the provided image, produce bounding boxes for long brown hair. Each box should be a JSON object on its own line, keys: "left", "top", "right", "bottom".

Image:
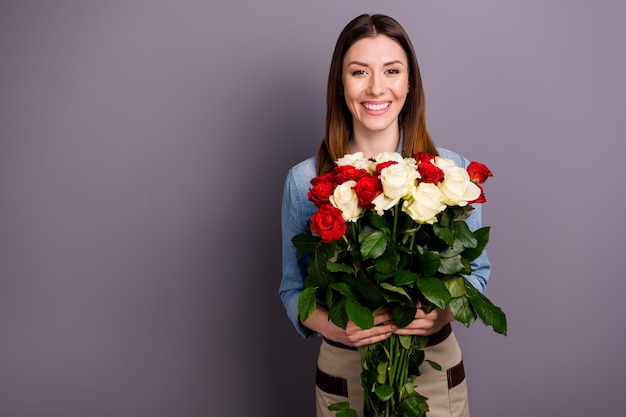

{"left": 317, "top": 14, "right": 437, "bottom": 174}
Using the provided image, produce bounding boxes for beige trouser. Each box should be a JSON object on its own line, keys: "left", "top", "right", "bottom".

{"left": 315, "top": 329, "right": 470, "bottom": 417}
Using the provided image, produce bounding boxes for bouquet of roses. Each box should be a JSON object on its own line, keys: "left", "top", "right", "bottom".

{"left": 292, "top": 151, "right": 506, "bottom": 417}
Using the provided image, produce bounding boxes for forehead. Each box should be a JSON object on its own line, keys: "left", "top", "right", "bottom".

{"left": 343, "top": 35, "right": 408, "bottom": 65}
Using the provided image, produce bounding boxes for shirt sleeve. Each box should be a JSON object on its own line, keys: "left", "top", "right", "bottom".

{"left": 278, "top": 169, "right": 319, "bottom": 338}
{"left": 461, "top": 201, "right": 490, "bottom": 294}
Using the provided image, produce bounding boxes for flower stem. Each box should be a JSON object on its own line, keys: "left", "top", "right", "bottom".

{"left": 392, "top": 205, "right": 399, "bottom": 243}
{"left": 408, "top": 223, "right": 420, "bottom": 252}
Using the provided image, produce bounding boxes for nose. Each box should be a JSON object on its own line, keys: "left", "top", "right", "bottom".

{"left": 367, "top": 73, "right": 384, "bottom": 96}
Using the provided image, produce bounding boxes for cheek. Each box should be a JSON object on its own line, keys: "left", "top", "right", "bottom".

{"left": 342, "top": 83, "right": 360, "bottom": 104}
{"left": 393, "top": 78, "right": 410, "bottom": 99}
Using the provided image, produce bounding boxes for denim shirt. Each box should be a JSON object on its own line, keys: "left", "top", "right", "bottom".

{"left": 279, "top": 148, "right": 491, "bottom": 338}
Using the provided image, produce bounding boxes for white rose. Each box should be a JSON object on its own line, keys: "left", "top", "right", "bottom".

{"left": 432, "top": 156, "right": 458, "bottom": 173}
{"left": 439, "top": 166, "right": 481, "bottom": 206}
{"left": 329, "top": 180, "right": 362, "bottom": 222}
{"left": 379, "top": 162, "right": 420, "bottom": 200}
{"left": 373, "top": 151, "right": 405, "bottom": 164}
{"left": 371, "top": 193, "right": 400, "bottom": 215}
{"left": 336, "top": 152, "right": 370, "bottom": 169}
{"left": 402, "top": 183, "right": 446, "bottom": 224}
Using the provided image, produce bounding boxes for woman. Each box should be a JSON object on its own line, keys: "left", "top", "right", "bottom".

{"left": 280, "top": 14, "right": 490, "bottom": 417}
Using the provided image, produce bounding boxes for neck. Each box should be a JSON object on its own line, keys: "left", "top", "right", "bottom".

{"left": 349, "top": 123, "right": 401, "bottom": 159}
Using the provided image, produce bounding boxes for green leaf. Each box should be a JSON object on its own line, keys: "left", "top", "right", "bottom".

{"left": 418, "top": 250, "right": 440, "bottom": 277}
{"left": 416, "top": 277, "right": 451, "bottom": 310}
{"left": 329, "top": 297, "right": 349, "bottom": 329}
{"left": 291, "top": 232, "right": 321, "bottom": 254}
{"left": 453, "top": 221, "right": 478, "bottom": 248}
{"left": 359, "top": 228, "right": 387, "bottom": 260}
{"left": 329, "top": 402, "right": 358, "bottom": 417}
{"left": 449, "top": 295, "right": 476, "bottom": 327}
{"left": 439, "top": 208, "right": 453, "bottom": 228}
{"left": 426, "top": 359, "right": 442, "bottom": 371}
{"left": 398, "top": 394, "right": 429, "bottom": 417}
{"left": 451, "top": 205, "right": 474, "bottom": 221}
{"left": 443, "top": 277, "right": 467, "bottom": 298}
{"left": 355, "top": 273, "right": 385, "bottom": 306}
{"left": 306, "top": 249, "right": 331, "bottom": 286}
{"left": 297, "top": 287, "right": 318, "bottom": 323}
{"left": 346, "top": 299, "right": 374, "bottom": 330}
{"left": 380, "top": 282, "right": 412, "bottom": 301}
{"left": 393, "top": 269, "right": 419, "bottom": 286}
{"left": 328, "top": 401, "right": 351, "bottom": 411}
{"left": 329, "top": 282, "right": 357, "bottom": 301}
{"left": 466, "top": 284, "right": 507, "bottom": 335}
{"left": 376, "top": 360, "right": 388, "bottom": 384}
{"left": 409, "top": 346, "right": 426, "bottom": 370}
{"left": 325, "top": 287, "right": 334, "bottom": 311}
{"left": 399, "top": 335, "right": 412, "bottom": 350}
{"left": 433, "top": 223, "right": 454, "bottom": 246}
{"left": 375, "top": 384, "right": 394, "bottom": 401}
{"left": 368, "top": 211, "right": 389, "bottom": 231}
{"left": 462, "top": 226, "right": 490, "bottom": 261}
{"left": 438, "top": 255, "right": 465, "bottom": 275}
{"left": 374, "top": 271, "right": 395, "bottom": 281}
{"left": 374, "top": 247, "right": 400, "bottom": 273}
{"left": 401, "top": 382, "right": 416, "bottom": 397}
{"left": 326, "top": 261, "right": 354, "bottom": 274}
{"left": 390, "top": 303, "right": 417, "bottom": 328}
{"left": 438, "top": 238, "right": 465, "bottom": 258}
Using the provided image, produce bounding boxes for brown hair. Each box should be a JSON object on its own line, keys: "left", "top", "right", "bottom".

{"left": 316, "top": 14, "right": 437, "bottom": 174}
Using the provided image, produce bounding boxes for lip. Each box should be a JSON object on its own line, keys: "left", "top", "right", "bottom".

{"left": 361, "top": 101, "right": 392, "bottom": 116}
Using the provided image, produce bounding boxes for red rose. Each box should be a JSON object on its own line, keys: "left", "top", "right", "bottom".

{"left": 311, "top": 172, "right": 335, "bottom": 186}
{"left": 308, "top": 176, "right": 336, "bottom": 207}
{"left": 310, "top": 205, "right": 346, "bottom": 243}
{"left": 373, "top": 160, "right": 397, "bottom": 176}
{"left": 412, "top": 152, "right": 436, "bottom": 165}
{"left": 334, "top": 165, "right": 368, "bottom": 183}
{"left": 469, "top": 183, "right": 487, "bottom": 204}
{"left": 467, "top": 161, "right": 493, "bottom": 183}
{"left": 354, "top": 175, "right": 383, "bottom": 208}
{"left": 417, "top": 161, "right": 445, "bottom": 184}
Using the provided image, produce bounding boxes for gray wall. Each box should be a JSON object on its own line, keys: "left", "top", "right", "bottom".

{"left": 1, "top": 1, "right": 624, "bottom": 416}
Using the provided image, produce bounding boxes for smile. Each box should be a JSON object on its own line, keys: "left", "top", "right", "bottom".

{"left": 362, "top": 102, "right": 391, "bottom": 111}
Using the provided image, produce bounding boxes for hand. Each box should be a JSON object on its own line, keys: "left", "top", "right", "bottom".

{"left": 392, "top": 304, "right": 454, "bottom": 336}
{"left": 321, "top": 308, "right": 397, "bottom": 348}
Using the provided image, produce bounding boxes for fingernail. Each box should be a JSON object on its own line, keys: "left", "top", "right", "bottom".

{"left": 390, "top": 325, "right": 397, "bottom": 331}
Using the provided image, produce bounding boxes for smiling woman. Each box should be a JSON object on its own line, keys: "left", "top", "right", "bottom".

{"left": 279, "top": 13, "right": 492, "bottom": 417}
{"left": 342, "top": 36, "right": 410, "bottom": 155}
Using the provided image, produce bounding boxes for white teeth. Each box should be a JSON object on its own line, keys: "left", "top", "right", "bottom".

{"left": 363, "top": 102, "right": 390, "bottom": 111}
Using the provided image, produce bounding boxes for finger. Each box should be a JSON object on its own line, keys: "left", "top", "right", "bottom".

{"left": 372, "top": 312, "right": 394, "bottom": 326}
{"left": 392, "top": 327, "right": 429, "bottom": 336}
{"left": 349, "top": 322, "right": 395, "bottom": 345}
{"left": 353, "top": 331, "right": 392, "bottom": 348}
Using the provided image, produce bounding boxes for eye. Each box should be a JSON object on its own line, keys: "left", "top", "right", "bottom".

{"left": 386, "top": 68, "right": 400, "bottom": 74}
{"left": 352, "top": 69, "right": 366, "bottom": 76}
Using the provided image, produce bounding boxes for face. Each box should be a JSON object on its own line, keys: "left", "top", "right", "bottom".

{"left": 342, "top": 35, "right": 410, "bottom": 138}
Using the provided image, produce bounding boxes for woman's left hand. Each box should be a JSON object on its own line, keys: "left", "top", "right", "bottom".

{"left": 391, "top": 304, "right": 454, "bottom": 336}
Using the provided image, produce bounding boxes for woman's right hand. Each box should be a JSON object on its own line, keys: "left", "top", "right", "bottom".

{"left": 303, "top": 306, "right": 397, "bottom": 348}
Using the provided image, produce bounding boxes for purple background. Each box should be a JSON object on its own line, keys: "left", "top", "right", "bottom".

{"left": 1, "top": 1, "right": 625, "bottom": 416}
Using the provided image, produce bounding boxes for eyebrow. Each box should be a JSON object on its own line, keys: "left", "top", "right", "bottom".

{"left": 346, "top": 60, "right": 405, "bottom": 67}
